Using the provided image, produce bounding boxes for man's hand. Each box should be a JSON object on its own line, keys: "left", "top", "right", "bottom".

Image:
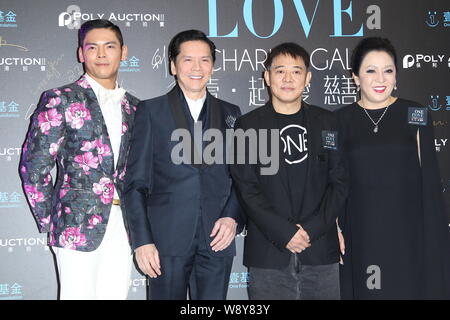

{"left": 135, "top": 244, "right": 161, "bottom": 278}
{"left": 338, "top": 228, "right": 345, "bottom": 265}
{"left": 210, "top": 217, "right": 237, "bottom": 252}
{"left": 336, "top": 219, "right": 345, "bottom": 264}
{"left": 286, "top": 224, "right": 311, "bottom": 254}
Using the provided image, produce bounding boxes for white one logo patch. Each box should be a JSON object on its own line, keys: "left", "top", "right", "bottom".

{"left": 280, "top": 125, "right": 308, "bottom": 164}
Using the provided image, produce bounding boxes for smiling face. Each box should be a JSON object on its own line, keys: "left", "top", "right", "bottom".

{"left": 78, "top": 28, "right": 127, "bottom": 89}
{"left": 264, "top": 54, "right": 311, "bottom": 112}
{"left": 353, "top": 50, "right": 397, "bottom": 109}
{"left": 170, "top": 40, "right": 213, "bottom": 100}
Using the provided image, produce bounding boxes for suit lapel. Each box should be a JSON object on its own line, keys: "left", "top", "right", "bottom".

{"left": 168, "top": 85, "right": 190, "bottom": 133}
{"left": 201, "top": 91, "right": 223, "bottom": 169}
{"left": 168, "top": 85, "right": 202, "bottom": 169}
{"left": 208, "top": 92, "right": 222, "bottom": 131}
{"left": 258, "top": 103, "right": 291, "bottom": 207}
{"left": 300, "top": 103, "right": 317, "bottom": 215}
{"left": 115, "top": 93, "right": 133, "bottom": 173}
{"left": 168, "top": 86, "right": 228, "bottom": 169}
{"left": 76, "top": 75, "right": 115, "bottom": 175}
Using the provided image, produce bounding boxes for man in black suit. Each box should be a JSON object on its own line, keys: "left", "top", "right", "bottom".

{"left": 123, "top": 30, "right": 243, "bottom": 300}
{"left": 230, "top": 43, "right": 347, "bottom": 300}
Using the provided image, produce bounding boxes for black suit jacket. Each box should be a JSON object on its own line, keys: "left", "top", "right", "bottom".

{"left": 123, "top": 86, "right": 244, "bottom": 257}
{"left": 230, "top": 102, "right": 348, "bottom": 268}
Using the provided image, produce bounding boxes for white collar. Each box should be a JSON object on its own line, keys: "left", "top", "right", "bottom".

{"left": 84, "top": 74, "right": 126, "bottom": 106}
{"left": 84, "top": 73, "right": 120, "bottom": 97}
{"left": 184, "top": 94, "right": 206, "bottom": 121}
{"left": 185, "top": 94, "right": 207, "bottom": 106}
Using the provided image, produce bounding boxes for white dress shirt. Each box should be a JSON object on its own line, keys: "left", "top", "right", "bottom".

{"left": 185, "top": 94, "right": 207, "bottom": 122}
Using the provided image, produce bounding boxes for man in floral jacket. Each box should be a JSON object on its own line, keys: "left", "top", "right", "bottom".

{"left": 19, "top": 19, "right": 139, "bottom": 299}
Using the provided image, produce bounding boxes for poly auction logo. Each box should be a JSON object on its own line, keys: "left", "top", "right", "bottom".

{"left": 0, "top": 57, "right": 47, "bottom": 71}
{"left": 58, "top": 5, "right": 81, "bottom": 29}
{"left": 0, "top": 237, "right": 48, "bottom": 252}
{"left": 435, "top": 138, "right": 448, "bottom": 152}
{"left": 0, "top": 147, "right": 22, "bottom": 161}
{"left": 402, "top": 54, "right": 448, "bottom": 69}
{"left": 58, "top": 5, "right": 166, "bottom": 29}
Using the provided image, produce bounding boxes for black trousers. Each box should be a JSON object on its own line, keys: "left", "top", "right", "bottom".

{"left": 148, "top": 216, "right": 233, "bottom": 300}
{"left": 248, "top": 254, "right": 340, "bottom": 300}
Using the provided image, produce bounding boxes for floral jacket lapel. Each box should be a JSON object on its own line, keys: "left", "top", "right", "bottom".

{"left": 75, "top": 75, "right": 115, "bottom": 176}
{"left": 116, "top": 93, "right": 135, "bottom": 175}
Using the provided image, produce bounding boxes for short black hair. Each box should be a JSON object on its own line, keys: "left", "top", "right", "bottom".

{"left": 351, "top": 37, "right": 397, "bottom": 75}
{"left": 264, "top": 42, "right": 310, "bottom": 70}
{"left": 168, "top": 29, "right": 216, "bottom": 75}
{"left": 78, "top": 19, "right": 124, "bottom": 48}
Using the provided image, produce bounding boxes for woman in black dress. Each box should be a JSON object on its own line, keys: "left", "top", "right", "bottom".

{"left": 338, "top": 37, "right": 450, "bottom": 299}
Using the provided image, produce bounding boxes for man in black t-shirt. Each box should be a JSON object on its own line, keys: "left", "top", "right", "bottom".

{"left": 230, "top": 43, "right": 348, "bottom": 300}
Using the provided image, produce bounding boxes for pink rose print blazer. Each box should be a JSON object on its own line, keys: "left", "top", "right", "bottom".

{"left": 20, "top": 75, "right": 140, "bottom": 252}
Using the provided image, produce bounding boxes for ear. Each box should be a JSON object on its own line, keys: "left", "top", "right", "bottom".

{"left": 78, "top": 47, "right": 85, "bottom": 63}
{"left": 352, "top": 72, "right": 360, "bottom": 86}
{"left": 170, "top": 60, "right": 177, "bottom": 76}
{"left": 305, "top": 71, "right": 312, "bottom": 86}
{"left": 121, "top": 45, "right": 128, "bottom": 61}
{"left": 264, "top": 70, "right": 271, "bottom": 87}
